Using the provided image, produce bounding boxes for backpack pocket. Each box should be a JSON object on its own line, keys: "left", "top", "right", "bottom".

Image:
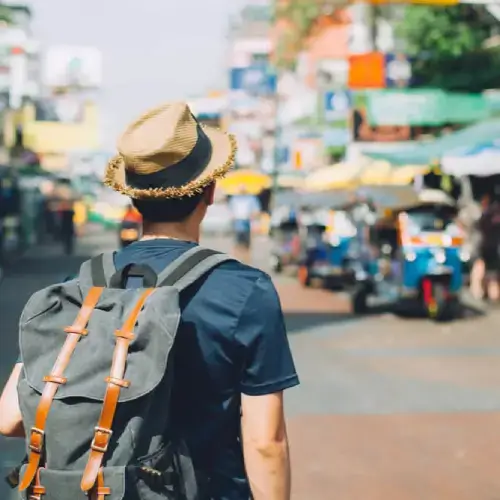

{"left": 18, "top": 465, "right": 126, "bottom": 500}
{"left": 17, "top": 463, "right": 185, "bottom": 500}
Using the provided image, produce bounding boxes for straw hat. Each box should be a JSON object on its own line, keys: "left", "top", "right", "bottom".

{"left": 104, "top": 101, "right": 237, "bottom": 199}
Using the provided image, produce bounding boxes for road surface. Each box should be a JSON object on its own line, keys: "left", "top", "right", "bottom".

{"left": 1, "top": 227, "right": 500, "bottom": 499}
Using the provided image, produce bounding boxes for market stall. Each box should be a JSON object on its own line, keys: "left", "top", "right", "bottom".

{"left": 304, "top": 163, "right": 361, "bottom": 192}
{"left": 218, "top": 168, "right": 271, "bottom": 195}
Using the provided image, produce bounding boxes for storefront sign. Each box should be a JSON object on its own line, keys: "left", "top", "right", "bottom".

{"left": 366, "top": 89, "right": 489, "bottom": 126}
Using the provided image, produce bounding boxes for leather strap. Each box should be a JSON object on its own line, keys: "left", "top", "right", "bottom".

{"left": 89, "top": 469, "right": 110, "bottom": 500}
{"left": 28, "top": 467, "right": 45, "bottom": 500}
{"left": 19, "top": 287, "right": 104, "bottom": 492}
{"left": 81, "top": 289, "right": 155, "bottom": 493}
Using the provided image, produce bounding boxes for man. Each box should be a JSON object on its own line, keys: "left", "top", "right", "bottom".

{"left": 477, "top": 194, "right": 500, "bottom": 300}
{"left": 52, "top": 178, "right": 76, "bottom": 254}
{"left": 0, "top": 102, "right": 298, "bottom": 500}
{"left": 229, "top": 185, "right": 261, "bottom": 257}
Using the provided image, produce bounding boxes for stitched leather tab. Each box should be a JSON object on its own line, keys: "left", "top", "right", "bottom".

{"left": 43, "top": 375, "right": 67, "bottom": 385}
{"left": 114, "top": 329, "right": 135, "bottom": 341}
{"left": 105, "top": 376, "right": 130, "bottom": 388}
{"left": 64, "top": 326, "right": 88, "bottom": 336}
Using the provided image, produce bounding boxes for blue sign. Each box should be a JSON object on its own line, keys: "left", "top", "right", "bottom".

{"left": 276, "top": 146, "right": 289, "bottom": 164}
{"left": 230, "top": 66, "right": 277, "bottom": 96}
{"left": 324, "top": 91, "right": 352, "bottom": 121}
{"left": 385, "top": 54, "right": 413, "bottom": 88}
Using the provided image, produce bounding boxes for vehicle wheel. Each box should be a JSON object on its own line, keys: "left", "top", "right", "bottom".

{"left": 298, "top": 265, "right": 311, "bottom": 287}
{"left": 429, "top": 283, "right": 452, "bottom": 322}
{"left": 352, "top": 288, "right": 368, "bottom": 315}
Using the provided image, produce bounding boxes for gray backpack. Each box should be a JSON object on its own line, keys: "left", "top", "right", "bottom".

{"left": 16, "top": 246, "right": 233, "bottom": 500}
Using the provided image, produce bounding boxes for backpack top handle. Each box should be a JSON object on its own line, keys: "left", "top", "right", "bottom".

{"left": 108, "top": 264, "right": 158, "bottom": 289}
{"left": 80, "top": 253, "right": 158, "bottom": 289}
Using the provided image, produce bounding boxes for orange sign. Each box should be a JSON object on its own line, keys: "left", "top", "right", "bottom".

{"left": 360, "top": 0, "right": 458, "bottom": 3}
{"left": 348, "top": 52, "right": 385, "bottom": 90}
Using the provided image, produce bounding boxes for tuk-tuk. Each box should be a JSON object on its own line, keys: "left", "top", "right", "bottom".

{"left": 367, "top": 188, "right": 467, "bottom": 320}
{"left": 290, "top": 191, "right": 360, "bottom": 289}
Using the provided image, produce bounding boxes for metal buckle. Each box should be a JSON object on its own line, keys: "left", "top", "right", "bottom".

{"left": 91, "top": 426, "right": 113, "bottom": 453}
{"left": 29, "top": 427, "right": 44, "bottom": 454}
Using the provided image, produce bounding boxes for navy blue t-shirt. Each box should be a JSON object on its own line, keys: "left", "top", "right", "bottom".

{"left": 114, "top": 239, "right": 299, "bottom": 499}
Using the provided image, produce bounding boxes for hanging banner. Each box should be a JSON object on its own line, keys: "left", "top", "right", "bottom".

{"left": 229, "top": 65, "right": 277, "bottom": 96}
{"left": 366, "top": 89, "right": 490, "bottom": 126}
{"left": 348, "top": 52, "right": 385, "bottom": 89}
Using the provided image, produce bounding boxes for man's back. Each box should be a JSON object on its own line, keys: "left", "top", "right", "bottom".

{"left": 114, "top": 238, "right": 299, "bottom": 499}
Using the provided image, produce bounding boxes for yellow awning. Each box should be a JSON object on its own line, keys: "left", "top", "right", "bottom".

{"left": 359, "top": 161, "right": 393, "bottom": 186}
{"left": 389, "top": 165, "right": 430, "bottom": 185}
{"left": 218, "top": 169, "right": 271, "bottom": 195}
{"left": 305, "top": 163, "right": 360, "bottom": 191}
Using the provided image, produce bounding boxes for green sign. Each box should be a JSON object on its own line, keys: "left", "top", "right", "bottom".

{"left": 366, "top": 89, "right": 489, "bottom": 126}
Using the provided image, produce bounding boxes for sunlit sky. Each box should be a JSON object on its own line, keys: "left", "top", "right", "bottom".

{"left": 26, "top": 0, "right": 245, "bottom": 148}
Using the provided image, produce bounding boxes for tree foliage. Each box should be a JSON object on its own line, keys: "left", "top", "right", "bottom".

{"left": 398, "top": 5, "right": 500, "bottom": 92}
{"left": 0, "top": 5, "right": 13, "bottom": 24}
{"left": 274, "top": 0, "right": 349, "bottom": 69}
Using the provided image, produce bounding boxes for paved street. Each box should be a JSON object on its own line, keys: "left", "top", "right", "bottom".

{"left": 1, "top": 227, "right": 500, "bottom": 499}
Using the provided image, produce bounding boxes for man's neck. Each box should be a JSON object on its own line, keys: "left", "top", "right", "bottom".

{"left": 141, "top": 221, "right": 200, "bottom": 243}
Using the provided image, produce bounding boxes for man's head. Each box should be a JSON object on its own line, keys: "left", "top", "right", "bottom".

{"left": 104, "top": 101, "right": 236, "bottom": 231}
{"left": 133, "top": 183, "right": 215, "bottom": 224}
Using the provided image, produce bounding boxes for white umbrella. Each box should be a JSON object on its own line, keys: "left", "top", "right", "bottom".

{"left": 442, "top": 141, "right": 500, "bottom": 177}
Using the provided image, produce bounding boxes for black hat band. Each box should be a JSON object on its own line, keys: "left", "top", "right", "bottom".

{"left": 125, "top": 124, "right": 213, "bottom": 190}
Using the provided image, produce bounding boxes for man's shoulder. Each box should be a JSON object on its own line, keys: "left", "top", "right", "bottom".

{"left": 213, "top": 258, "right": 272, "bottom": 289}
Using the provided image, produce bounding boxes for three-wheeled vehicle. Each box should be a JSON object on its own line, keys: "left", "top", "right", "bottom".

{"left": 269, "top": 200, "right": 322, "bottom": 277}
{"left": 365, "top": 188, "right": 468, "bottom": 321}
{"left": 280, "top": 190, "right": 360, "bottom": 290}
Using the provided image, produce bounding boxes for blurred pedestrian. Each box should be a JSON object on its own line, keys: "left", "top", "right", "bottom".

{"left": 228, "top": 184, "right": 261, "bottom": 262}
{"left": 476, "top": 194, "right": 500, "bottom": 301}
{"left": 54, "top": 178, "right": 76, "bottom": 255}
{"left": 39, "top": 179, "right": 57, "bottom": 242}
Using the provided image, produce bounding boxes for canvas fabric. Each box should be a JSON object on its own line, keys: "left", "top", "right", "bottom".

{"left": 16, "top": 246, "right": 233, "bottom": 500}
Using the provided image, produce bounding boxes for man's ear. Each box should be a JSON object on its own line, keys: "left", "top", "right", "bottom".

{"left": 204, "top": 183, "right": 216, "bottom": 207}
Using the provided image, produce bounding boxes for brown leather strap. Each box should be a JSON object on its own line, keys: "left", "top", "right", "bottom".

{"left": 19, "top": 287, "right": 104, "bottom": 492}
{"left": 81, "top": 289, "right": 155, "bottom": 492}
{"left": 89, "top": 469, "right": 110, "bottom": 500}
{"left": 28, "top": 467, "right": 45, "bottom": 500}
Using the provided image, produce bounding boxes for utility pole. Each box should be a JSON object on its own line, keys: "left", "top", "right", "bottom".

{"left": 271, "top": 69, "right": 281, "bottom": 210}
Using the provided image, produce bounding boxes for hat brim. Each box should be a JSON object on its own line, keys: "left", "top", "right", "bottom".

{"left": 104, "top": 125, "right": 237, "bottom": 200}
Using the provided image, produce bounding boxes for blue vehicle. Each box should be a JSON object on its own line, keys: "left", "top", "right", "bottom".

{"left": 297, "top": 206, "right": 359, "bottom": 290}
{"left": 366, "top": 189, "right": 469, "bottom": 320}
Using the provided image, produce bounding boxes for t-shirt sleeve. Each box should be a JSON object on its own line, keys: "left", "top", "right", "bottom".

{"left": 234, "top": 275, "right": 299, "bottom": 396}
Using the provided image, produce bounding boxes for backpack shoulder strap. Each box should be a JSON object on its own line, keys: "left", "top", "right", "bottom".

{"left": 157, "top": 246, "right": 236, "bottom": 291}
{"left": 79, "top": 252, "right": 116, "bottom": 289}
{"left": 19, "top": 286, "right": 104, "bottom": 493}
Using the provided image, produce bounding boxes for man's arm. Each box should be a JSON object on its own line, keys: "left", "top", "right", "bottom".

{"left": 0, "top": 363, "right": 25, "bottom": 437}
{"left": 241, "top": 392, "right": 291, "bottom": 500}
{"left": 235, "top": 276, "right": 299, "bottom": 500}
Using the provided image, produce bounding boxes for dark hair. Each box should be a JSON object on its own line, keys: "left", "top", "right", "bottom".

{"left": 132, "top": 186, "right": 209, "bottom": 223}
